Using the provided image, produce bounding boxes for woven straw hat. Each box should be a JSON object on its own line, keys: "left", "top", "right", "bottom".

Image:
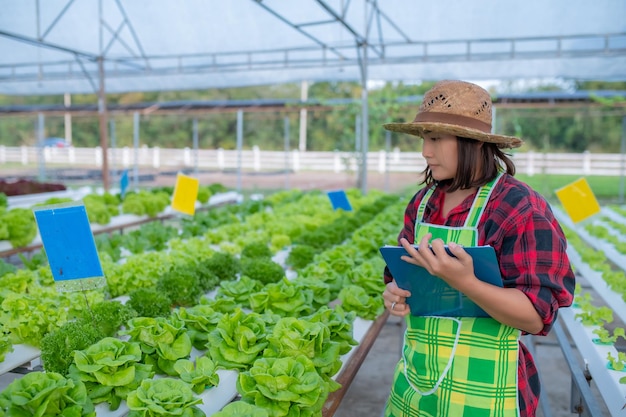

{"left": 383, "top": 80, "right": 523, "bottom": 149}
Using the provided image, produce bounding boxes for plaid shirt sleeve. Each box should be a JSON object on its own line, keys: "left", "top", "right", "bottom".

{"left": 480, "top": 176, "right": 575, "bottom": 335}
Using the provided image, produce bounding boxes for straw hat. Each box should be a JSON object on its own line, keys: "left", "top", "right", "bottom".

{"left": 383, "top": 80, "right": 523, "bottom": 149}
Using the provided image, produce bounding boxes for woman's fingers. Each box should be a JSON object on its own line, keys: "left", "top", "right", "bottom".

{"left": 384, "top": 281, "right": 411, "bottom": 315}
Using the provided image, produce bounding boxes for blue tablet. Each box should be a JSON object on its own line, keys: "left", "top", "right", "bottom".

{"left": 379, "top": 245, "right": 503, "bottom": 317}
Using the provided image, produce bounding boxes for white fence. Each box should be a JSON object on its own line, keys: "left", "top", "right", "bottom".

{"left": 0, "top": 146, "right": 624, "bottom": 177}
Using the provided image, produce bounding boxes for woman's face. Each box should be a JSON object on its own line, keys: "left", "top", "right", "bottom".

{"left": 421, "top": 132, "right": 458, "bottom": 181}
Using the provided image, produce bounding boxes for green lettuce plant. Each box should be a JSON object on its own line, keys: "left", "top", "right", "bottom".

{"left": 350, "top": 259, "right": 387, "bottom": 297}
{"left": 592, "top": 326, "right": 625, "bottom": 345}
{"left": 198, "top": 296, "right": 238, "bottom": 314}
{"left": 0, "top": 325, "right": 12, "bottom": 363}
{"left": 241, "top": 241, "right": 273, "bottom": 260}
{"left": 40, "top": 320, "right": 104, "bottom": 375}
{"left": 291, "top": 276, "right": 331, "bottom": 310}
{"left": 172, "top": 304, "right": 224, "bottom": 350}
{"left": 263, "top": 316, "right": 342, "bottom": 384}
{"left": 173, "top": 356, "right": 220, "bottom": 394}
{"left": 127, "top": 286, "right": 172, "bottom": 318}
{"left": 68, "top": 337, "right": 154, "bottom": 410}
{"left": 0, "top": 268, "right": 37, "bottom": 295}
{"left": 0, "top": 290, "right": 70, "bottom": 347}
{"left": 121, "top": 316, "right": 192, "bottom": 376}
{"left": 237, "top": 355, "right": 328, "bottom": 417}
{"left": 249, "top": 278, "right": 315, "bottom": 317}
{"left": 215, "top": 275, "right": 263, "bottom": 309}
{"left": 104, "top": 251, "right": 174, "bottom": 298}
{"left": 304, "top": 305, "right": 358, "bottom": 355}
{"left": 240, "top": 258, "right": 285, "bottom": 285}
{"left": 156, "top": 265, "right": 203, "bottom": 307}
{"left": 121, "top": 190, "right": 170, "bottom": 217}
{"left": 87, "top": 299, "right": 138, "bottom": 337}
{"left": 206, "top": 308, "right": 268, "bottom": 370}
{"left": 607, "top": 351, "right": 626, "bottom": 371}
{"left": 212, "top": 401, "right": 269, "bottom": 417}
{"left": 204, "top": 252, "right": 240, "bottom": 281}
{"left": 337, "top": 284, "right": 384, "bottom": 320}
{"left": 3, "top": 207, "right": 37, "bottom": 248}
{"left": 0, "top": 258, "right": 17, "bottom": 279}
{"left": 575, "top": 304, "right": 614, "bottom": 327}
{"left": 126, "top": 378, "right": 205, "bottom": 417}
{"left": 285, "top": 244, "right": 316, "bottom": 270}
{"left": 0, "top": 371, "right": 95, "bottom": 417}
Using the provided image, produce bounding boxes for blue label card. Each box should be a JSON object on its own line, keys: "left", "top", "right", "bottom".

{"left": 327, "top": 190, "right": 352, "bottom": 211}
{"left": 120, "top": 169, "right": 129, "bottom": 199}
{"left": 33, "top": 202, "right": 105, "bottom": 292}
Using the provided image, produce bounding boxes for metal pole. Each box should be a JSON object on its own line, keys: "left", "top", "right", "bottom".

{"left": 192, "top": 118, "right": 199, "bottom": 177}
{"left": 64, "top": 93, "right": 72, "bottom": 145}
{"left": 299, "top": 81, "right": 308, "bottom": 152}
{"left": 619, "top": 117, "right": 626, "bottom": 204}
{"left": 37, "top": 113, "right": 45, "bottom": 181}
{"left": 284, "top": 116, "right": 290, "bottom": 189}
{"left": 133, "top": 111, "right": 139, "bottom": 191}
{"left": 109, "top": 119, "right": 117, "bottom": 185}
{"left": 385, "top": 130, "right": 391, "bottom": 192}
{"left": 97, "top": 57, "right": 110, "bottom": 191}
{"left": 236, "top": 109, "right": 243, "bottom": 194}
{"left": 359, "top": 43, "right": 369, "bottom": 195}
{"left": 355, "top": 115, "right": 361, "bottom": 153}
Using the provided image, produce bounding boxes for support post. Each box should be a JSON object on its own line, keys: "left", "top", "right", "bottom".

{"left": 619, "top": 117, "right": 626, "bottom": 204}
{"left": 109, "top": 119, "right": 117, "bottom": 185}
{"left": 133, "top": 112, "right": 140, "bottom": 191}
{"left": 64, "top": 93, "right": 72, "bottom": 145}
{"left": 236, "top": 109, "right": 243, "bottom": 193}
{"left": 37, "top": 113, "right": 46, "bottom": 181}
{"left": 97, "top": 57, "right": 110, "bottom": 191}
{"left": 385, "top": 130, "right": 391, "bottom": 192}
{"left": 284, "top": 116, "right": 291, "bottom": 189}
{"left": 193, "top": 118, "right": 199, "bottom": 176}
{"left": 358, "top": 42, "right": 369, "bottom": 195}
{"left": 299, "top": 81, "right": 308, "bottom": 152}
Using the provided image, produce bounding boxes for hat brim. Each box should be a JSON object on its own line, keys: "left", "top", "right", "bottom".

{"left": 383, "top": 122, "right": 523, "bottom": 149}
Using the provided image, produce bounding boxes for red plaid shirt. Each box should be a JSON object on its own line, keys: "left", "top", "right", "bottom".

{"left": 384, "top": 173, "right": 575, "bottom": 417}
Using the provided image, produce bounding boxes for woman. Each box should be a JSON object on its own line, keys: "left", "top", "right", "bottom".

{"left": 381, "top": 80, "right": 575, "bottom": 417}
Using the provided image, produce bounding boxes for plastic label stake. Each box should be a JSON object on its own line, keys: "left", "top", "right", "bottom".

{"left": 33, "top": 202, "right": 105, "bottom": 292}
{"left": 327, "top": 190, "right": 352, "bottom": 211}
{"left": 171, "top": 172, "right": 199, "bottom": 216}
{"left": 120, "top": 169, "right": 129, "bottom": 199}
{"left": 555, "top": 177, "right": 601, "bottom": 223}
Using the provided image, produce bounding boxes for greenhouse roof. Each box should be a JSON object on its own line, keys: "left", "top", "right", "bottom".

{"left": 1, "top": 0, "right": 625, "bottom": 96}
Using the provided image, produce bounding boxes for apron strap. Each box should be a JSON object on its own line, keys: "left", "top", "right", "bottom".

{"left": 416, "top": 186, "right": 435, "bottom": 223}
{"left": 463, "top": 172, "right": 504, "bottom": 228}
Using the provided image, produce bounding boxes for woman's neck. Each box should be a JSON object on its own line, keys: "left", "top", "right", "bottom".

{"left": 441, "top": 187, "right": 477, "bottom": 219}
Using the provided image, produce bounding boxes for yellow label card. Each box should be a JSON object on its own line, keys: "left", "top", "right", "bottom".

{"left": 171, "top": 172, "right": 199, "bottom": 216}
{"left": 555, "top": 177, "right": 601, "bottom": 223}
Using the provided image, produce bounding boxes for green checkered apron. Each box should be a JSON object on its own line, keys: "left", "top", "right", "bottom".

{"left": 385, "top": 173, "right": 521, "bottom": 417}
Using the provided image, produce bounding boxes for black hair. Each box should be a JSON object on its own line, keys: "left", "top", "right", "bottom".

{"left": 420, "top": 137, "right": 516, "bottom": 191}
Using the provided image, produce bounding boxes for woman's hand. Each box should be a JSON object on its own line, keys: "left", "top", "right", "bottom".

{"left": 383, "top": 280, "right": 412, "bottom": 316}
{"left": 399, "top": 234, "right": 478, "bottom": 293}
